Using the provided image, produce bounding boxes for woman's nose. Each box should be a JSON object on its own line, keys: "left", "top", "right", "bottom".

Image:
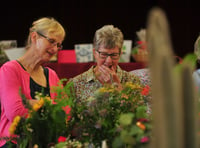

{"left": 105, "top": 55, "right": 113, "bottom": 62}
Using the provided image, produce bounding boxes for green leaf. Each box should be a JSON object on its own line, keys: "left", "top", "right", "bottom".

{"left": 136, "top": 106, "right": 147, "bottom": 118}
{"left": 119, "top": 113, "right": 134, "bottom": 126}
{"left": 132, "top": 47, "right": 139, "bottom": 54}
{"left": 120, "top": 130, "right": 136, "bottom": 145}
{"left": 130, "top": 125, "right": 142, "bottom": 136}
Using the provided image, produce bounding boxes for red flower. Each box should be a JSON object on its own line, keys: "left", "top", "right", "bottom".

{"left": 67, "top": 115, "right": 71, "bottom": 121}
{"left": 137, "top": 118, "right": 149, "bottom": 122}
{"left": 62, "top": 105, "right": 71, "bottom": 121}
{"left": 141, "top": 85, "right": 150, "bottom": 96}
{"left": 62, "top": 105, "right": 71, "bottom": 115}
{"left": 137, "top": 41, "right": 147, "bottom": 49}
{"left": 137, "top": 41, "right": 144, "bottom": 45}
{"left": 140, "top": 136, "right": 149, "bottom": 143}
{"left": 58, "top": 136, "right": 67, "bottom": 143}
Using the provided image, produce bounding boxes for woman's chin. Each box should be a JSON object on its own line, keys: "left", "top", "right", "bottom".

{"left": 43, "top": 56, "right": 52, "bottom": 62}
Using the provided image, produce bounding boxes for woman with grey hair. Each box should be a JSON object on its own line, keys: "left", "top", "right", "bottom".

{"left": 68, "top": 25, "right": 141, "bottom": 101}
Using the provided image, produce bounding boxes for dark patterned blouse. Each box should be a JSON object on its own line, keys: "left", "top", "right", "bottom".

{"left": 69, "top": 65, "right": 141, "bottom": 102}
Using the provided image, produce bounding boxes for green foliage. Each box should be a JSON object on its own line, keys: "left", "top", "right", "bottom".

{"left": 174, "top": 53, "right": 197, "bottom": 72}
{"left": 6, "top": 79, "right": 76, "bottom": 148}
{"left": 4, "top": 79, "right": 152, "bottom": 148}
{"left": 113, "top": 106, "right": 152, "bottom": 148}
{"left": 69, "top": 82, "right": 152, "bottom": 147}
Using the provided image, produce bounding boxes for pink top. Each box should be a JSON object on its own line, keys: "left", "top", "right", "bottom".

{"left": 0, "top": 60, "right": 60, "bottom": 146}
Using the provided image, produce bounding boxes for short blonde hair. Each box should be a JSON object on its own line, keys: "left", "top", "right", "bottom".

{"left": 26, "top": 17, "right": 65, "bottom": 49}
{"left": 194, "top": 35, "right": 200, "bottom": 60}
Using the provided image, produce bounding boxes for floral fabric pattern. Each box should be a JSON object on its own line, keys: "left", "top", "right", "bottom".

{"left": 130, "top": 68, "right": 151, "bottom": 86}
{"left": 69, "top": 65, "right": 141, "bottom": 101}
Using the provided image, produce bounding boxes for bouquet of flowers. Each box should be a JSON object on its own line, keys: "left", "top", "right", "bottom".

{"left": 132, "top": 28, "right": 148, "bottom": 63}
{"left": 4, "top": 79, "right": 152, "bottom": 148}
{"left": 5, "top": 79, "right": 80, "bottom": 148}
{"left": 66, "top": 81, "right": 152, "bottom": 148}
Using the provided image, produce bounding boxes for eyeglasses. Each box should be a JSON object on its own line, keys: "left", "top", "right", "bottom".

{"left": 96, "top": 50, "right": 120, "bottom": 60}
{"left": 36, "top": 32, "right": 63, "bottom": 50}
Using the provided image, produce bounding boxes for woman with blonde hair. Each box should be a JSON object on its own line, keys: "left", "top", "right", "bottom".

{"left": 0, "top": 17, "right": 66, "bottom": 147}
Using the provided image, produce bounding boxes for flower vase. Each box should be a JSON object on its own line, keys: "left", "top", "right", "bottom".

{"left": 132, "top": 49, "right": 148, "bottom": 66}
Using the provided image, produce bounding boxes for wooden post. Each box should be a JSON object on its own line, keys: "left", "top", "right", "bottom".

{"left": 146, "top": 7, "right": 199, "bottom": 148}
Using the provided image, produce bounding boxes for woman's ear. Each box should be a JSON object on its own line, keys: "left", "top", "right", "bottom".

{"left": 93, "top": 48, "right": 97, "bottom": 58}
{"left": 30, "top": 32, "right": 37, "bottom": 43}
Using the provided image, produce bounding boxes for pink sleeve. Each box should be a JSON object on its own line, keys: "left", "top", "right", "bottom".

{"left": 48, "top": 68, "right": 60, "bottom": 99}
{"left": 0, "top": 63, "right": 28, "bottom": 121}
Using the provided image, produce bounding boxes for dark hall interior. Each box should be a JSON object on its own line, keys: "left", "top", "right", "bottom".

{"left": 0, "top": 0, "right": 199, "bottom": 58}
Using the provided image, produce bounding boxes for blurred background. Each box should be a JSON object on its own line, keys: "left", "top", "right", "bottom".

{"left": 0, "top": 0, "right": 199, "bottom": 58}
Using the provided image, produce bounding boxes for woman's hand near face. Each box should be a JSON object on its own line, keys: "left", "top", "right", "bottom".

{"left": 97, "top": 65, "right": 120, "bottom": 85}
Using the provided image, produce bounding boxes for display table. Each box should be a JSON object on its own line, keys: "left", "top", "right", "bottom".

{"left": 0, "top": 62, "right": 146, "bottom": 79}
{"left": 43, "top": 62, "right": 146, "bottom": 79}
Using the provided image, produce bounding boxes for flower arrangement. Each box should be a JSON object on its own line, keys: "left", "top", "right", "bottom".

{"left": 4, "top": 79, "right": 152, "bottom": 148}
{"left": 132, "top": 28, "right": 148, "bottom": 63}
{"left": 4, "top": 79, "right": 79, "bottom": 148}
{"left": 66, "top": 82, "right": 152, "bottom": 148}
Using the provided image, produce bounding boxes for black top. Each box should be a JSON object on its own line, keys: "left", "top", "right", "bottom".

{"left": 16, "top": 60, "right": 50, "bottom": 99}
{"left": 30, "top": 68, "right": 50, "bottom": 99}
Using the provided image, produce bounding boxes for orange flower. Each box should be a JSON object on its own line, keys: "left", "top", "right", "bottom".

{"left": 121, "top": 94, "right": 129, "bottom": 99}
{"left": 136, "top": 121, "right": 146, "bottom": 130}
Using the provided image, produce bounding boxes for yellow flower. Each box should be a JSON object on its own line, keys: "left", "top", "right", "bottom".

{"left": 33, "top": 104, "right": 40, "bottom": 111}
{"left": 32, "top": 98, "right": 44, "bottom": 111}
{"left": 43, "top": 96, "right": 51, "bottom": 101}
{"left": 98, "top": 85, "right": 115, "bottom": 94}
{"left": 38, "top": 98, "right": 45, "bottom": 105}
{"left": 13, "top": 115, "right": 21, "bottom": 123}
{"left": 9, "top": 126, "right": 16, "bottom": 135}
{"left": 9, "top": 116, "right": 21, "bottom": 135}
{"left": 98, "top": 87, "right": 107, "bottom": 93}
{"left": 125, "top": 82, "right": 141, "bottom": 89}
{"left": 107, "top": 88, "right": 115, "bottom": 93}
